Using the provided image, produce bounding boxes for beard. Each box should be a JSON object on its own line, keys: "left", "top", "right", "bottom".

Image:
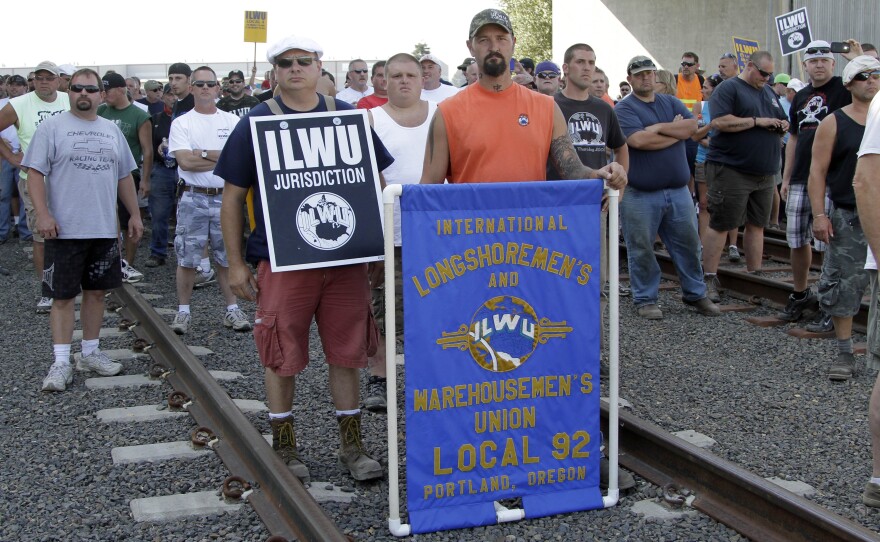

{"left": 482, "top": 52, "right": 507, "bottom": 77}
{"left": 75, "top": 98, "right": 92, "bottom": 111}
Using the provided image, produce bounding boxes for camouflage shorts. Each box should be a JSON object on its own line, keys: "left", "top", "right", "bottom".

{"left": 371, "top": 247, "right": 404, "bottom": 336}
{"left": 816, "top": 207, "right": 870, "bottom": 318}
{"left": 867, "top": 271, "right": 880, "bottom": 371}
{"left": 174, "top": 191, "right": 227, "bottom": 268}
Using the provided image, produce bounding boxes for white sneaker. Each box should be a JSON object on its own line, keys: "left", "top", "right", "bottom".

{"left": 76, "top": 350, "right": 123, "bottom": 376}
{"left": 42, "top": 363, "right": 74, "bottom": 391}
{"left": 121, "top": 259, "right": 144, "bottom": 283}
{"left": 36, "top": 296, "right": 53, "bottom": 314}
{"left": 193, "top": 267, "right": 216, "bottom": 289}
{"left": 728, "top": 245, "right": 742, "bottom": 263}
{"left": 224, "top": 308, "right": 252, "bottom": 331}
{"left": 171, "top": 311, "right": 191, "bottom": 335}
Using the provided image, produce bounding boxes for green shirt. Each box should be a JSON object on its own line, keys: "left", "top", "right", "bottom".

{"left": 97, "top": 102, "right": 150, "bottom": 169}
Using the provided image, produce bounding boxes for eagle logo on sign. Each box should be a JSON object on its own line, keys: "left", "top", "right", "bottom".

{"left": 296, "top": 192, "right": 355, "bottom": 250}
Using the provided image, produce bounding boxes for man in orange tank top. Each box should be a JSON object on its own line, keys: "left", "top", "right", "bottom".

{"left": 675, "top": 52, "right": 703, "bottom": 113}
{"left": 420, "top": 8, "right": 627, "bottom": 189}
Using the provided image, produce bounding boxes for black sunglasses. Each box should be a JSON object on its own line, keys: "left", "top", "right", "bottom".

{"left": 351, "top": 69, "right": 369, "bottom": 74}
{"left": 681, "top": 61, "right": 696, "bottom": 67}
{"left": 752, "top": 64, "right": 772, "bottom": 79}
{"left": 805, "top": 47, "right": 831, "bottom": 55}
{"left": 276, "top": 56, "right": 315, "bottom": 68}
{"left": 228, "top": 79, "right": 244, "bottom": 84}
{"left": 720, "top": 53, "right": 736, "bottom": 59}
{"left": 628, "top": 59, "right": 655, "bottom": 73}
{"left": 853, "top": 71, "right": 880, "bottom": 81}
{"left": 70, "top": 84, "right": 101, "bottom": 94}
{"left": 536, "top": 72, "right": 558, "bottom": 79}
{"left": 192, "top": 81, "right": 218, "bottom": 88}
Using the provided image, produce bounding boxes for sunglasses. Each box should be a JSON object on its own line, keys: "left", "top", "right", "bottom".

{"left": 681, "top": 61, "right": 696, "bottom": 67}
{"left": 27, "top": 78, "right": 34, "bottom": 82}
{"left": 752, "top": 64, "right": 772, "bottom": 78}
{"left": 805, "top": 47, "right": 831, "bottom": 55}
{"left": 536, "top": 72, "right": 558, "bottom": 79}
{"left": 70, "top": 84, "right": 101, "bottom": 94}
{"left": 852, "top": 71, "right": 880, "bottom": 81}
{"left": 192, "top": 80, "right": 218, "bottom": 88}
{"left": 276, "top": 56, "right": 316, "bottom": 68}
{"left": 628, "top": 59, "right": 655, "bottom": 73}
{"left": 720, "top": 53, "right": 736, "bottom": 59}
{"left": 228, "top": 79, "right": 244, "bottom": 84}
{"left": 351, "top": 69, "right": 369, "bottom": 74}
{"left": 150, "top": 88, "right": 163, "bottom": 92}
{"left": 34, "top": 75, "right": 57, "bottom": 82}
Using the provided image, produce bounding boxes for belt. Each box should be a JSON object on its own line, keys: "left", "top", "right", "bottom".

{"left": 186, "top": 185, "right": 223, "bottom": 195}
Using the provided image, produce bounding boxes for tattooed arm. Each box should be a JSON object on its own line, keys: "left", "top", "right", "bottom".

{"left": 420, "top": 108, "right": 449, "bottom": 184}
{"left": 549, "top": 104, "right": 627, "bottom": 190}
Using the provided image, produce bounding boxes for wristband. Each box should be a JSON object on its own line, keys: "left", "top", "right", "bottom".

{"left": 814, "top": 214, "right": 826, "bottom": 219}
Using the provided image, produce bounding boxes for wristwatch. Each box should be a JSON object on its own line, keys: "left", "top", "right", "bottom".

{"left": 200, "top": 150, "right": 208, "bottom": 159}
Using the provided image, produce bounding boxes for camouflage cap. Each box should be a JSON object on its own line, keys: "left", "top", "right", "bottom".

{"left": 469, "top": 8, "right": 514, "bottom": 38}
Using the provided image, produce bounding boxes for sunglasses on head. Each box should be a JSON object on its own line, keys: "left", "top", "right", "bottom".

{"left": 192, "top": 80, "right": 218, "bottom": 88}
{"left": 721, "top": 53, "right": 736, "bottom": 60}
{"left": 853, "top": 71, "right": 880, "bottom": 81}
{"left": 276, "top": 56, "right": 316, "bottom": 68}
{"left": 806, "top": 47, "right": 831, "bottom": 55}
{"left": 628, "top": 59, "right": 655, "bottom": 73}
{"left": 536, "top": 72, "right": 558, "bottom": 79}
{"left": 70, "top": 84, "right": 101, "bottom": 94}
{"left": 681, "top": 61, "right": 696, "bottom": 67}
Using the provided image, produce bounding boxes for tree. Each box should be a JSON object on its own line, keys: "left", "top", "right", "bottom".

{"left": 413, "top": 43, "right": 431, "bottom": 58}
{"left": 500, "top": 0, "right": 551, "bottom": 62}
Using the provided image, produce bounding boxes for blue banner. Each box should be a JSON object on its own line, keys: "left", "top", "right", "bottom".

{"left": 401, "top": 180, "right": 605, "bottom": 534}
{"left": 732, "top": 37, "right": 760, "bottom": 73}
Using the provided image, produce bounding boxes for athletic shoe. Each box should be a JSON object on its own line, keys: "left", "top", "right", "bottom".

{"left": 36, "top": 297, "right": 53, "bottom": 314}
{"left": 42, "top": 363, "right": 73, "bottom": 391}
{"left": 76, "top": 350, "right": 123, "bottom": 376}
{"left": 223, "top": 308, "right": 252, "bottom": 331}
{"left": 728, "top": 245, "right": 742, "bottom": 263}
{"left": 121, "top": 259, "right": 144, "bottom": 283}
{"left": 364, "top": 376, "right": 387, "bottom": 412}
{"left": 171, "top": 311, "right": 191, "bottom": 335}
{"left": 192, "top": 268, "right": 216, "bottom": 289}
{"left": 777, "top": 291, "right": 818, "bottom": 322}
{"left": 705, "top": 275, "right": 721, "bottom": 303}
{"left": 805, "top": 311, "right": 834, "bottom": 333}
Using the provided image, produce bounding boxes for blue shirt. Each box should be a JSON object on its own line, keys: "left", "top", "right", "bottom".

{"left": 214, "top": 95, "right": 394, "bottom": 262}
{"left": 615, "top": 93, "right": 693, "bottom": 191}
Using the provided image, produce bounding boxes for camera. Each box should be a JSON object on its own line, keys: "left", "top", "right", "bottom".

{"left": 830, "top": 41, "right": 851, "bottom": 54}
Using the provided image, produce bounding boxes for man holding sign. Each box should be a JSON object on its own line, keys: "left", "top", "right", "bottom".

{"left": 216, "top": 35, "right": 394, "bottom": 483}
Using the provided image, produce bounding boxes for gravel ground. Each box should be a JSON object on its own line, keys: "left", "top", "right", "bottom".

{"left": 1, "top": 234, "right": 878, "bottom": 541}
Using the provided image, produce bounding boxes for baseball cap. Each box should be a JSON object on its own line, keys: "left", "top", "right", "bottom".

{"left": 535, "top": 61, "right": 560, "bottom": 75}
{"left": 144, "top": 80, "right": 162, "bottom": 91}
{"left": 804, "top": 40, "right": 835, "bottom": 60}
{"left": 520, "top": 58, "right": 535, "bottom": 71}
{"left": 773, "top": 73, "right": 791, "bottom": 85}
{"left": 163, "top": 83, "right": 172, "bottom": 94}
{"left": 168, "top": 62, "right": 193, "bottom": 77}
{"left": 469, "top": 8, "right": 514, "bottom": 38}
{"left": 7, "top": 74, "right": 27, "bottom": 86}
{"left": 419, "top": 54, "right": 442, "bottom": 66}
{"left": 102, "top": 73, "right": 127, "bottom": 90}
{"left": 228, "top": 70, "right": 245, "bottom": 80}
{"left": 34, "top": 61, "right": 60, "bottom": 76}
{"left": 266, "top": 35, "right": 324, "bottom": 64}
{"left": 627, "top": 55, "right": 657, "bottom": 75}
{"left": 843, "top": 55, "right": 880, "bottom": 84}
{"left": 457, "top": 57, "right": 476, "bottom": 70}
{"left": 786, "top": 78, "right": 806, "bottom": 92}
{"left": 57, "top": 64, "right": 76, "bottom": 77}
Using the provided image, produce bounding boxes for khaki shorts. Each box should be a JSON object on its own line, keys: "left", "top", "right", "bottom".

{"left": 18, "top": 176, "right": 43, "bottom": 242}
{"left": 371, "top": 247, "right": 404, "bottom": 336}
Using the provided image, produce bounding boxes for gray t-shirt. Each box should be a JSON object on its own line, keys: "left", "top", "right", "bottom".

{"left": 22, "top": 112, "right": 136, "bottom": 239}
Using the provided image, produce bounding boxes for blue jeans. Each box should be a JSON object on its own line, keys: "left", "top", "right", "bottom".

{"left": 0, "top": 161, "right": 16, "bottom": 239}
{"left": 148, "top": 165, "right": 178, "bottom": 258}
{"left": 620, "top": 185, "right": 707, "bottom": 306}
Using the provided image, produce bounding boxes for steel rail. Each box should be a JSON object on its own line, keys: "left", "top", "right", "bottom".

{"left": 111, "top": 284, "right": 349, "bottom": 542}
{"left": 601, "top": 404, "right": 880, "bottom": 542}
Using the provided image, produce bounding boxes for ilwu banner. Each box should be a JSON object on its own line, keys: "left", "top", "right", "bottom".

{"left": 401, "top": 180, "right": 605, "bottom": 533}
{"left": 250, "top": 109, "right": 384, "bottom": 271}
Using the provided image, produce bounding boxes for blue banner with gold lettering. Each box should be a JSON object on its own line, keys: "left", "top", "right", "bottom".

{"left": 401, "top": 181, "right": 604, "bottom": 533}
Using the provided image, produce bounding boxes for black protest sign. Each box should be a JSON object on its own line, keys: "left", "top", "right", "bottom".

{"left": 250, "top": 110, "right": 384, "bottom": 271}
{"left": 775, "top": 7, "right": 812, "bottom": 56}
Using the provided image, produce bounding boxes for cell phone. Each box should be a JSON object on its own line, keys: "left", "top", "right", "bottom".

{"left": 830, "top": 41, "right": 851, "bottom": 54}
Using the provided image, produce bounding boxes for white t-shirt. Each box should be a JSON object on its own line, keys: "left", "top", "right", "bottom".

{"left": 0, "top": 98, "right": 20, "bottom": 152}
{"left": 859, "top": 93, "right": 880, "bottom": 271}
{"left": 168, "top": 109, "right": 239, "bottom": 188}
{"left": 132, "top": 100, "right": 149, "bottom": 113}
{"left": 336, "top": 86, "right": 373, "bottom": 105}
{"left": 421, "top": 84, "right": 460, "bottom": 103}
{"left": 371, "top": 101, "right": 437, "bottom": 245}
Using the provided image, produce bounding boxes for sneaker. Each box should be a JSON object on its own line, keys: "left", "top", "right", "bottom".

{"left": 705, "top": 274, "right": 721, "bottom": 303}
{"left": 637, "top": 304, "right": 663, "bottom": 320}
{"left": 728, "top": 245, "right": 742, "bottom": 263}
{"left": 683, "top": 297, "right": 721, "bottom": 316}
{"left": 828, "top": 352, "right": 856, "bottom": 381}
{"left": 193, "top": 268, "right": 216, "bottom": 289}
{"left": 42, "top": 363, "right": 74, "bottom": 391}
{"left": 171, "top": 311, "right": 191, "bottom": 335}
{"left": 36, "top": 296, "right": 53, "bottom": 314}
{"left": 121, "top": 259, "right": 144, "bottom": 283}
{"left": 863, "top": 482, "right": 880, "bottom": 507}
{"left": 599, "top": 457, "right": 636, "bottom": 490}
{"left": 364, "top": 376, "right": 387, "bottom": 412}
{"left": 76, "top": 350, "right": 123, "bottom": 376}
{"left": 145, "top": 255, "right": 166, "bottom": 267}
{"left": 777, "top": 290, "right": 818, "bottom": 322}
{"left": 223, "top": 308, "right": 252, "bottom": 331}
{"left": 602, "top": 282, "right": 632, "bottom": 297}
{"left": 806, "top": 311, "right": 834, "bottom": 333}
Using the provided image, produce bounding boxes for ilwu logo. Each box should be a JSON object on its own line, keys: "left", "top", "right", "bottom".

{"left": 296, "top": 192, "right": 355, "bottom": 250}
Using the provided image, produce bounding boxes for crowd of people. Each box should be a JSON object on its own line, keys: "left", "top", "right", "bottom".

{"left": 3, "top": 7, "right": 880, "bottom": 508}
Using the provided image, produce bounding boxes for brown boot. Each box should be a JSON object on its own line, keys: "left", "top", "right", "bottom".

{"left": 270, "top": 416, "right": 310, "bottom": 484}
{"left": 337, "top": 413, "right": 382, "bottom": 481}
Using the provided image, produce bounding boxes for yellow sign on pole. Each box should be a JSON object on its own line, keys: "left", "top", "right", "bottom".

{"left": 244, "top": 11, "right": 268, "bottom": 43}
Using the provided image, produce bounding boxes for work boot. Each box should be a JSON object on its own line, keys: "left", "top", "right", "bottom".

{"left": 270, "top": 416, "right": 310, "bottom": 484}
{"left": 337, "top": 413, "right": 382, "bottom": 481}
{"left": 828, "top": 352, "right": 856, "bottom": 382}
{"left": 704, "top": 274, "right": 721, "bottom": 303}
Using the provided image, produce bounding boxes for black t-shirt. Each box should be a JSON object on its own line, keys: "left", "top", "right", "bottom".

{"left": 706, "top": 77, "right": 787, "bottom": 176}
{"left": 546, "top": 93, "right": 626, "bottom": 179}
{"left": 217, "top": 94, "right": 261, "bottom": 118}
{"left": 826, "top": 109, "right": 864, "bottom": 208}
{"left": 171, "top": 93, "right": 195, "bottom": 118}
{"left": 788, "top": 76, "right": 851, "bottom": 185}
